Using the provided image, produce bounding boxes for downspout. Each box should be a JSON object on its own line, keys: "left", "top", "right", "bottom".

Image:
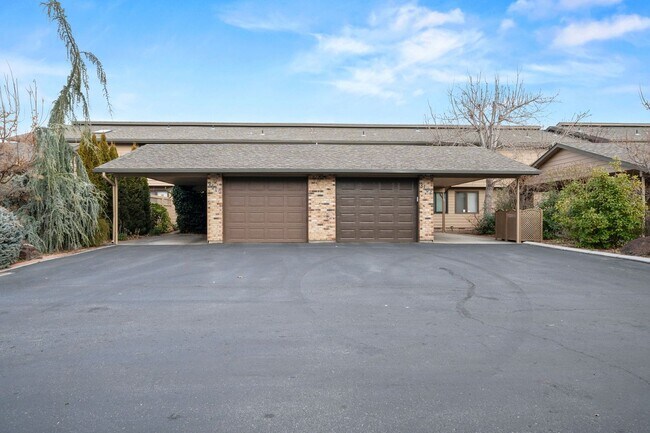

{"left": 441, "top": 188, "right": 447, "bottom": 233}
{"left": 102, "top": 172, "right": 119, "bottom": 245}
{"left": 642, "top": 171, "right": 647, "bottom": 237}
{"left": 516, "top": 177, "right": 521, "bottom": 244}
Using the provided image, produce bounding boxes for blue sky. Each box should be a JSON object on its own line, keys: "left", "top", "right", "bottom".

{"left": 2, "top": 0, "right": 649, "bottom": 126}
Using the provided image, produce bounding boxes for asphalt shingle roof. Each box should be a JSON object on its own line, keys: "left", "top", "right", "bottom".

{"left": 553, "top": 123, "right": 650, "bottom": 143}
{"left": 533, "top": 141, "right": 649, "bottom": 172}
{"left": 67, "top": 121, "right": 569, "bottom": 148}
{"left": 96, "top": 142, "right": 539, "bottom": 176}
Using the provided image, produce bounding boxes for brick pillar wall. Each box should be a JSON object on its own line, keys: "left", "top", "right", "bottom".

{"left": 207, "top": 174, "right": 223, "bottom": 243}
{"left": 308, "top": 175, "right": 336, "bottom": 242}
{"left": 418, "top": 175, "right": 435, "bottom": 242}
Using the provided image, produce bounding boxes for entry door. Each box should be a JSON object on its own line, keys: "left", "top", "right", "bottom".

{"left": 336, "top": 178, "right": 418, "bottom": 242}
{"left": 223, "top": 177, "right": 308, "bottom": 243}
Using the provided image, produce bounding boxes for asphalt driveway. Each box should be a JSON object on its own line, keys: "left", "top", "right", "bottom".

{"left": 0, "top": 244, "right": 648, "bottom": 433}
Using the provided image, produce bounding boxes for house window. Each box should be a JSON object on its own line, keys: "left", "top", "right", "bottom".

{"left": 434, "top": 192, "right": 448, "bottom": 213}
{"left": 455, "top": 191, "right": 479, "bottom": 214}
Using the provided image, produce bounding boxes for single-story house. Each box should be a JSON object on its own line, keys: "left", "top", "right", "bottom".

{"left": 69, "top": 121, "right": 559, "bottom": 232}
{"left": 92, "top": 123, "right": 539, "bottom": 244}
{"left": 529, "top": 123, "right": 649, "bottom": 197}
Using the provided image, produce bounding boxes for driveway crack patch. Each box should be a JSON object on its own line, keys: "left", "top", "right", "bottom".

{"left": 440, "top": 267, "right": 477, "bottom": 321}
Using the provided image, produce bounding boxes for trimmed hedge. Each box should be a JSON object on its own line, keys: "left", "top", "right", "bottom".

{"left": 172, "top": 186, "right": 206, "bottom": 234}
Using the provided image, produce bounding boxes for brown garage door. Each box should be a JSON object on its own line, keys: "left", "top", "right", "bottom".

{"left": 337, "top": 178, "right": 418, "bottom": 242}
{"left": 223, "top": 177, "right": 307, "bottom": 243}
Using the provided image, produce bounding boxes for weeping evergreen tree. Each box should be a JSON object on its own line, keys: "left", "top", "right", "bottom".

{"left": 20, "top": 129, "right": 102, "bottom": 251}
{"left": 18, "top": 1, "right": 111, "bottom": 252}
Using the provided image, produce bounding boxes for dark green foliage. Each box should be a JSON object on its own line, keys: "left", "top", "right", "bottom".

{"left": 538, "top": 190, "right": 562, "bottom": 240}
{"left": 117, "top": 177, "right": 151, "bottom": 235}
{"left": 0, "top": 206, "right": 24, "bottom": 269}
{"left": 150, "top": 203, "right": 173, "bottom": 235}
{"left": 556, "top": 168, "right": 645, "bottom": 248}
{"left": 19, "top": 128, "right": 101, "bottom": 252}
{"left": 172, "top": 186, "right": 206, "bottom": 234}
{"left": 79, "top": 134, "right": 151, "bottom": 237}
{"left": 473, "top": 212, "right": 495, "bottom": 235}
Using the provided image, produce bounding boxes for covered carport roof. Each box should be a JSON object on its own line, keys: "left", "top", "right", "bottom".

{"left": 95, "top": 142, "right": 539, "bottom": 187}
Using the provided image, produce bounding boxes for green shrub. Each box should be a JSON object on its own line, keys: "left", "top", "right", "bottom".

{"left": 0, "top": 207, "right": 24, "bottom": 269}
{"left": 473, "top": 212, "right": 495, "bottom": 235}
{"left": 117, "top": 177, "right": 151, "bottom": 235}
{"left": 91, "top": 217, "right": 111, "bottom": 246}
{"left": 150, "top": 203, "right": 173, "bottom": 235}
{"left": 172, "top": 186, "right": 206, "bottom": 233}
{"left": 556, "top": 169, "right": 645, "bottom": 248}
{"left": 538, "top": 190, "right": 563, "bottom": 240}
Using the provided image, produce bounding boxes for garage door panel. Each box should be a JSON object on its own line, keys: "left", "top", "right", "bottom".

{"left": 248, "top": 212, "right": 266, "bottom": 223}
{"left": 337, "top": 178, "right": 417, "bottom": 242}
{"left": 227, "top": 211, "right": 247, "bottom": 223}
{"left": 286, "top": 196, "right": 306, "bottom": 207}
{"left": 224, "top": 178, "right": 307, "bottom": 243}
{"left": 286, "top": 212, "right": 305, "bottom": 223}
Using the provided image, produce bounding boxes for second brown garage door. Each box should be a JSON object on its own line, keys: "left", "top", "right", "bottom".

{"left": 223, "top": 177, "right": 307, "bottom": 243}
{"left": 337, "top": 178, "right": 418, "bottom": 242}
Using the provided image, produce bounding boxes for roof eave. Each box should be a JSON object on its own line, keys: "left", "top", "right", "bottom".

{"left": 93, "top": 167, "right": 539, "bottom": 177}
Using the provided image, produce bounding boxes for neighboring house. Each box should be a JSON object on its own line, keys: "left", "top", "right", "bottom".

{"left": 530, "top": 123, "right": 649, "bottom": 200}
{"left": 530, "top": 124, "right": 649, "bottom": 237}
{"left": 66, "top": 121, "right": 566, "bottom": 231}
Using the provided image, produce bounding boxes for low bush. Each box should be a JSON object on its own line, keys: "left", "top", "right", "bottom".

{"left": 473, "top": 212, "right": 495, "bottom": 235}
{"left": 538, "top": 190, "right": 563, "bottom": 240}
{"left": 0, "top": 207, "right": 25, "bottom": 269}
{"left": 150, "top": 203, "right": 173, "bottom": 235}
{"left": 556, "top": 169, "right": 645, "bottom": 248}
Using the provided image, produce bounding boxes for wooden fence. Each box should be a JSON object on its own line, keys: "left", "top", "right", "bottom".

{"left": 495, "top": 208, "right": 543, "bottom": 242}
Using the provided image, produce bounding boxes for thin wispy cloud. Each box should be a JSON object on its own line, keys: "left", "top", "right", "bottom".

{"left": 508, "top": 0, "right": 622, "bottom": 18}
{"left": 553, "top": 14, "right": 650, "bottom": 47}
{"left": 290, "top": 4, "right": 482, "bottom": 99}
{"left": 499, "top": 18, "right": 516, "bottom": 32}
{"left": 0, "top": 55, "right": 68, "bottom": 77}
{"left": 217, "top": 3, "right": 308, "bottom": 32}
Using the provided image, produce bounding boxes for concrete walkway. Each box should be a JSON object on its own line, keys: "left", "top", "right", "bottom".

{"left": 120, "top": 232, "right": 207, "bottom": 245}
{"left": 434, "top": 232, "right": 506, "bottom": 244}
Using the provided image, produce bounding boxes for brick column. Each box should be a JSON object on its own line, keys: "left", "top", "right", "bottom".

{"left": 418, "top": 175, "right": 435, "bottom": 242}
{"left": 207, "top": 174, "right": 223, "bottom": 243}
{"left": 308, "top": 175, "right": 336, "bottom": 242}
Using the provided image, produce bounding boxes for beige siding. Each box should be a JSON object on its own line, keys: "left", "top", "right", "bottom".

{"left": 531, "top": 149, "right": 613, "bottom": 184}
{"left": 499, "top": 148, "right": 547, "bottom": 165}
{"left": 432, "top": 188, "right": 485, "bottom": 231}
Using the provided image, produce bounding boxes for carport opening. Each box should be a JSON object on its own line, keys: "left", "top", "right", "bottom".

{"left": 171, "top": 184, "right": 208, "bottom": 236}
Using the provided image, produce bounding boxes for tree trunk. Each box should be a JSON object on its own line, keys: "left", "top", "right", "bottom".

{"left": 484, "top": 178, "right": 497, "bottom": 214}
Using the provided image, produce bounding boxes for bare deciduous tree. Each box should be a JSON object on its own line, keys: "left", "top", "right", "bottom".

{"left": 430, "top": 73, "right": 557, "bottom": 213}
{"left": 0, "top": 71, "right": 41, "bottom": 185}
